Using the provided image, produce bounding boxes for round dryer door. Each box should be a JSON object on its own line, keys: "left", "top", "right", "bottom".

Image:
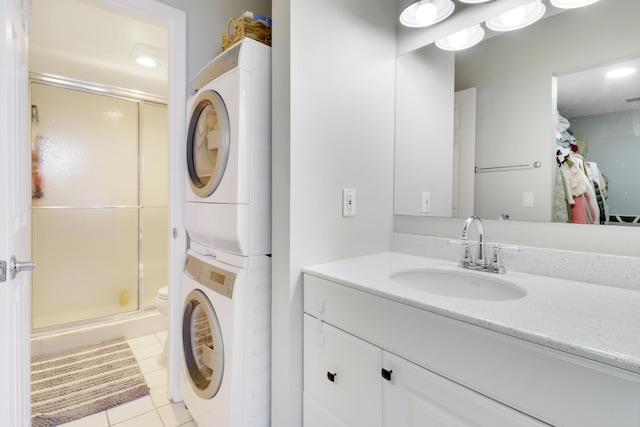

{"left": 182, "top": 289, "right": 224, "bottom": 399}
{"left": 186, "top": 90, "right": 230, "bottom": 198}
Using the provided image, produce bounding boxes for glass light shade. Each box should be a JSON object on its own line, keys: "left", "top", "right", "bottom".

{"left": 485, "top": 0, "right": 546, "bottom": 32}
{"left": 456, "top": 0, "right": 492, "bottom": 3}
{"left": 550, "top": 0, "right": 601, "bottom": 8}
{"left": 400, "top": 0, "right": 455, "bottom": 28}
{"left": 435, "top": 24, "right": 485, "bottom": 51}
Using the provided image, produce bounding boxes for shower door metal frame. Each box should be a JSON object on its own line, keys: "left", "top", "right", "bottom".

{"left": 30, "top": 72, "right": 168, "bottom": 334}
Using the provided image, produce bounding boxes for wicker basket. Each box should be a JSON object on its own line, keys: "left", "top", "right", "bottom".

{"left": 221, "top": 14, "right": 272, "bottom": 51}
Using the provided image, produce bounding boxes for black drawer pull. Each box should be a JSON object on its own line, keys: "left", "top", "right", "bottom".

{"left": 381, "top": 368, "right": 393, "bottom": 381}
{"left": 327, "top": 371, "right": 337, "bottom": 382}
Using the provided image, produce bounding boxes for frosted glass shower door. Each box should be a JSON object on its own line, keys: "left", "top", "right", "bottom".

{"left": 31, "top": 83, "right": 139, "bottom": 329}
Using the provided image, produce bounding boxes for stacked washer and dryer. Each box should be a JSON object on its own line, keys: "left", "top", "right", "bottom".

{"left": 181, "top": 38, "right": 271, "bottom": 426}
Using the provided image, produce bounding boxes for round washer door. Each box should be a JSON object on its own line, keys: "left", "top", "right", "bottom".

{"left": 182, "top": 289, "right": 224, "bottom": 399}
{"left": 186, "top": 90, "right": 230, "bottom": 198}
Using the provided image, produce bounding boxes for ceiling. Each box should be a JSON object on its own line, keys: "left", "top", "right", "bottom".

{"left": 29, "top": 0, "right": 640, "bottom": 116}
{"left": 557, "top": 58, "right": 640, "bottom": 119}
{"left": 29, "top": 0, "right": 169, "bottom": 97}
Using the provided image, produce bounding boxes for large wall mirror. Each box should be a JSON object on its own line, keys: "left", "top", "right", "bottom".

{"left": 395, "top": 0, "right": 640, "bottom": 226}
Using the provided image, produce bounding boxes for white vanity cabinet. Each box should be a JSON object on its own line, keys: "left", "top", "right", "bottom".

{"left": 303, "top": 314, "right": 381, "bottom": 427}
{"left": 303, "top": 279, "right": 546, "bottom": 426}
{"left": 303, "top": 273, "right": 640, "bottom": 427}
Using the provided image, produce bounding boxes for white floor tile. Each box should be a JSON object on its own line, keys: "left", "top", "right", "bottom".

{"left": 41, "top": 336, "right": 63, "bottom": 355}
{"left": 110, "top": 409, "right": 164, "bottom": 427}
{"left": 31, "top": 339, "right": 43, "bottom": 358}
{"left": 137, "top": 355, "right": 165, "bottom": 374}
{"left": 127, "top": 335, "right": 159, "bottom": 349}
{"left": 107, "top": 396, "right": 155, "bottom": 425}
{"left": 155, "top": 330, "right": 168, "bottom": 343}
{"left": 179, "top": 421, "right": 196, "bottom": 427}
{"left": 144, "top": 368, "right": 168, "bottom": 389}
{"left": 157, "top": 402, "right": 193, "bottom": 427}
{"left": 149, "top": 386, "right": 171, "bottom": 408}
{"left": 58, "top": 411, "right": 109, "bottom": 427}
{"left": 60, "top": 333, "right": 84, "bottom": 352}
{"left": 131, "top": 342, "right": 164, "bottom": 360}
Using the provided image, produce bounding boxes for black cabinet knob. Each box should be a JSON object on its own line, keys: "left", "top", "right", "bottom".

{"left": 381, "top": 368, "right": 393, "bottom": 381}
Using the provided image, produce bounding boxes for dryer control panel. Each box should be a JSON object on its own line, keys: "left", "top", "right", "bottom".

{"left": 184, "top": 254, "right": 236, "bottom": 299}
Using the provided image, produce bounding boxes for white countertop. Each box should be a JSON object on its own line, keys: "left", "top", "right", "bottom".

{"left": 303, "top": 252, "right": 640, "bottom": 374}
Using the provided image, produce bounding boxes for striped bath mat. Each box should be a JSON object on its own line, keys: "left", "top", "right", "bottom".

{"left": 31, "top": 337, "right": 150, "bottom": 427}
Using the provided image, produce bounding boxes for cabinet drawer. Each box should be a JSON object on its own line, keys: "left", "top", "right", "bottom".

{"left": 303, "top": 314, "right": 382, "bottom": 427}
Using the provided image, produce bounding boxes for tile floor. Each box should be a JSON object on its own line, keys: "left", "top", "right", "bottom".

{"left": 57, "top": 331, "right": 194, "bottom": 427}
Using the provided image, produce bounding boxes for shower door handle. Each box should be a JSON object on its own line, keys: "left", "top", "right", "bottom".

{"left": 10, "top": 256, "right": 36, "bottom": 279}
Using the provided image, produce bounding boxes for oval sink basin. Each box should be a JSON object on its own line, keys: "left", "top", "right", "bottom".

{"left": 388, "top": 269, "right": 526, "bottom": 301}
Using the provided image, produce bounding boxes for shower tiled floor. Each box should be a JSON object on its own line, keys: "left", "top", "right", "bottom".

{"left": 57, "top": 332, "right": 194, "bottom": 427}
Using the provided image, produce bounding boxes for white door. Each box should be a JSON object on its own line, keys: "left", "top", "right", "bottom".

{"left": 0, "top": 0, "right": 32, "bottom": 425}
{"left": 453, "top": 88, "right": 477, "bottom": 218}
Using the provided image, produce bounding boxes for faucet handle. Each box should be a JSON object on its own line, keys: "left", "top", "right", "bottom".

{"left": 460, "top": 241, "right": 474, "bottom": 265}
{"left": 488, "top": 246, "right": 506, "bottom": 274}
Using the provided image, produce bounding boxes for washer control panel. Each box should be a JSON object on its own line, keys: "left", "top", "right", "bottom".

{"left": 185, "top": 254, "right": 236, "bottom": 299}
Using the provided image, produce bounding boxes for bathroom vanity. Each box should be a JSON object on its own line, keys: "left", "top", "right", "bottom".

{"left": 302, "top": 252, "right": 640, "bottom": 427}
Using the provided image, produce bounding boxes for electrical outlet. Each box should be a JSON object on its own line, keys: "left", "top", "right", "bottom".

{"left": 422, "top": 192, "right": 431, "bottom": 215}
{"left": 343, "top": 189, "right": 355, "bottom": 216}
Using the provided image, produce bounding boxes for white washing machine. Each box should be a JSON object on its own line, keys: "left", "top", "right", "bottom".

{"left": 181, "top": 249, "right": 271, "bottom": 426}
{"left": 185, "top": 37, "right": 271, "bottom": 266}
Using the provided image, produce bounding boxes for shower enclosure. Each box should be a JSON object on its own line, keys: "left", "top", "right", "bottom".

{"left": 30, "top": 76, "right": 168, "bottom": 331}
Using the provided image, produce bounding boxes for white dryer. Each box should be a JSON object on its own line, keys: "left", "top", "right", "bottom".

{"left": 185, "top": 38, "right": 271, "bottom": 265}
{"left": 181, "top": 249, "right": 271, "bottom": 426}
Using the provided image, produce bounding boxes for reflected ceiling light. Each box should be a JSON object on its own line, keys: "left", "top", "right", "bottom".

{"left": 435, "top": 24, "right": 485, "bottom": 51}
{"left": 549, "top": 0, "right": 601, "bottom": 8}
{"left": 486, "top": 0, "right": 546, "bottom": 32}
{"left": 136, "top": 56, "right": 157, "bottom": 67}
{"left": 131, "top": 43, "right": 166, "bottom": 68}
{"left": 399, "top": 0, "right": 455, "bottom": 28}
{"left": 606, "top": 67, "right": 636, "bottom": 79}
{"left": 456, "top": 0, "right": 492, "bottom": 3}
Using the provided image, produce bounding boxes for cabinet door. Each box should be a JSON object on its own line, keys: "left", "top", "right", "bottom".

{"left": 303, "top": 314, "right": 382, "bottom": 427}
{"left": 303, "top": 392, "right": 350, "bottom": 427}
{"left": 382, "top": 351, "right": 548, "bottom": 427}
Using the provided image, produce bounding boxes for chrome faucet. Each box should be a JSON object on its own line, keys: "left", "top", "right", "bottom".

{"left": 460, "top": 215, "right": 487, "bottom": 269}
{"left": 458, "top": 216, "right": 508, "bottom": 274}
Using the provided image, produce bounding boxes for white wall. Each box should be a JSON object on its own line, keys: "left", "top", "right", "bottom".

{"left": 272, "top": 0, "right": 397, "bottom": 424}
{"left": 156, "top": 0, "right": 271, "bottom": 81}
{"left": 569, "top": 111, "right": 640, "bottom": 216}
{"left": 396, "top": 0, "right": 640, "bottom": 257}
{"left": 395, "top": 45, "right": 454, "bottom": 217}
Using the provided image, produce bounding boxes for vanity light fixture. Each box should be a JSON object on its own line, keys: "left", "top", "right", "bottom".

{"left": 485, "top": 0, "right": 546, "bottom": 32}
{"left": 606, "top": 67, "right": 636, "bottom": 79}
{"left": 399, "top": 0, "right": 455, "bottom": 28}
{"left": 549, "top": 0, "right": 601, "bottom": 8}
{"left": 456, "top": 0, "right": 492, "bottom": 3}
{"left": 435, "top": 24, "right": 485, "bottom": 51}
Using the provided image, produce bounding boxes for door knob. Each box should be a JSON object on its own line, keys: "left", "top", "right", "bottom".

{"left": 10, "top": 256, "right": 36, "bottom": 279}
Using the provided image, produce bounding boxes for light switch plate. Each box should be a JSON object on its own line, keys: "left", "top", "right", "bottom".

{"left": 422, "top": 192, "right": 431, "bottom": 214}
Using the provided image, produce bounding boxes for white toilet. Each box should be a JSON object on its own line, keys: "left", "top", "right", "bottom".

{"left": 155, "top": 286, "right": 169, "bottom": 366}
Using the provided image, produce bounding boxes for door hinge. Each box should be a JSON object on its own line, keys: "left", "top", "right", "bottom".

{"left": 0, "top": 260, "right": 6, "bottom": 282}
